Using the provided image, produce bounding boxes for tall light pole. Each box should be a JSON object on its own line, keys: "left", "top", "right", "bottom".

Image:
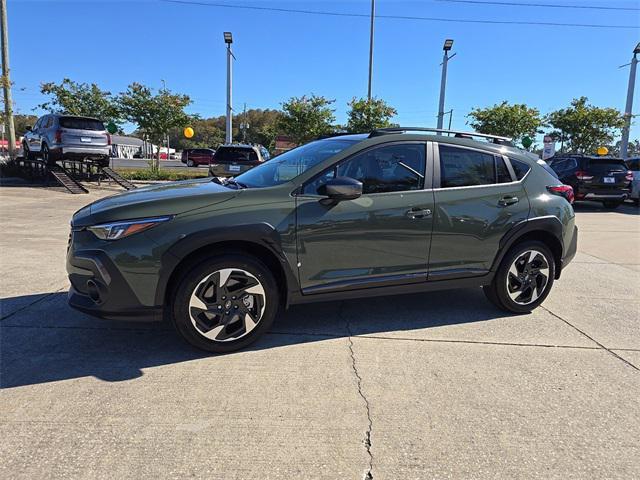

{"left": 1, "top": 0, "right": 16, "bottom": 160}
{"left": 367, "top": 0, "right": 375, "bottom": 101}
{"left": 224, "top": 32, "right": 234, "bottom": 144}
{"left": 620, "top": 42, "right": 639, "bottom": 159}
{"left": 437, "top": 39, "right": 455, "bottom": 132}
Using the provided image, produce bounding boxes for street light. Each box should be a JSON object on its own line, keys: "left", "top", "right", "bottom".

{"left": 224, "top": 32, "right": 233, "bottom": 144}
{"left": 620, "top": 42, "right": 639, "bottom": 159}
{"left": 437, "top": 39, "right": 456, "bottom": 132}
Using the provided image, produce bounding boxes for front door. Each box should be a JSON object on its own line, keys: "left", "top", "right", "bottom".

{"left": 295, "top": 142, "right": 434, "bottom": 293}
{"left": 428, "top": 144, "right": 530, "bottom": 279}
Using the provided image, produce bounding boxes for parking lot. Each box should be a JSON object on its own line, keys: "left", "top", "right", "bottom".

{"left": 1, "top": 186, "right": 639, "bottom": 479}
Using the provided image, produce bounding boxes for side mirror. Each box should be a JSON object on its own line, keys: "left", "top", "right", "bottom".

{"left": 25, "top": 125, "right": 32, "bottom": 132}
{"left": 320, "top": 176, "right": 363, "bottom": 202}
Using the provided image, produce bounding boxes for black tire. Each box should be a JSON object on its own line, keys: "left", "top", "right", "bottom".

{"left": 22, "top": 141, "right": 33, "bottom": 160}
{"left": 483, "top": 240, "right": 555, "bottom": 313}
{"left": 186, "top": 159, "right": 195, "bottom": 167}
{"left": 171, "top": 254, "right": 279, "bottom": 353}
{"left": 602, "top": 201, "right": 621, "bottom": 209}
{"left": 41, "top": 143, "right": 52, "bottom": 165}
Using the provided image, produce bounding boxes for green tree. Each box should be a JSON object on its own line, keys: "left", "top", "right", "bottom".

{"left": 467, "top": 101, "right": 544, "bottom": 148}
{"left": 546, "top": 97, "right": 625, "bottom": 154}
{"left": 609, "top": 138, "right": 640, "bottom": 157}
{"left": 38, "top": 78, "right": 121, "bottom": 125}
{"left": 345, "top": 97, "right": 397, "bottom": 133}
{"left": 13, "top": 114, "right": 38, "bottom": 137}
{"left": 168, "top": 117, "right": 225, "bottom": 151}
{"left": 118, "top": 83, "right": 191, "bottom": 170}
{"left": 278, "top": 95, "right": 335, "bottom": 144}
{"left": 235, "top": 108, "right": 283, "bottom": 150}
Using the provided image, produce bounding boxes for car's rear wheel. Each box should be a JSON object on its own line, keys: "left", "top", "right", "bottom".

{"left": 602, "top": 201, "right": 621, "bottom": 209}
{"left": 41, "top": 144, "right": 52, "bottom": 164}
{"left": 484, "top": 240, "right": 555, "bottom": 313}
{"left": 171, "top": 254, "right": 279, "bottom": 353}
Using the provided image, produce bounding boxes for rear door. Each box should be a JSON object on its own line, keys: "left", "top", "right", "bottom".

{"left": 59, "top": 117, "right": 108, "bottom": 148}
{"left": 429, "top": 144, "right": 530, "bottom": 279}
{"left": 586, "top": 158, "right": 630, "bottom": 192}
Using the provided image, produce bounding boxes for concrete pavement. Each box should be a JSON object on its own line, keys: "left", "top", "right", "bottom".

{"left": 1, "top": 186, "right": 639, "bottom": 479}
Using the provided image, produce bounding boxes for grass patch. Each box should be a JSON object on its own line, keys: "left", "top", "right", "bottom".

{"left": 114, "top": 168, "right": 209, "bottom": 181}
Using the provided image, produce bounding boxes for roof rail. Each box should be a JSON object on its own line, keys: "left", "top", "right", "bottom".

{"left": 369, "top": 127, "right": 513, "bottom": 145}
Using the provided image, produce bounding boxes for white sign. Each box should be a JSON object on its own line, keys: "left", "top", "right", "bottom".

{"left": 542, "top": 135, "right": 555, "bottom": 160}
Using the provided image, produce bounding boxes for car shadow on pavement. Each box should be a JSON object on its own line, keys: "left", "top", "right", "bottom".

{"left": 572, "top": 201, "right": 639, "bottom": 215}
{"left": 1, "top": 288, "right": 511, "bottom": 389}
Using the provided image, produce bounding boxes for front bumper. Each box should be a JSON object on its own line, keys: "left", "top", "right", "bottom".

{"left": 66, "top": 232, "right": 163, "bottom": 322}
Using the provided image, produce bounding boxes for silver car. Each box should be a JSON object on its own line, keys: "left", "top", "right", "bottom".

{"left": 627, "top": 158, "right": 640, "bottom": 206}
{"left": 22, "top": 114, "right": 111, "bottom": 166}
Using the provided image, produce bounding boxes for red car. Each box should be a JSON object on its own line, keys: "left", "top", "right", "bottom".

{"left": 181, "top": 148, "right": 216, "bottom": 167}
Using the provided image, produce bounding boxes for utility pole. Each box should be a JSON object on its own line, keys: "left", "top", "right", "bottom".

{"left": 161, "top": 79, "right": 169, "bottom": 165}
{"left": 241, "top": 102, "right": 248, "bottom": 143}
{"left": 620, "top": 42, "right": 639, "bottom": 159}
{"left": 437, "top": 39, "right": 455, "bottom": 132}
{"left": 224, "top": 32, "right": 234, "bottom": 144}
{"left": 1, "top": 0, "right": 16, "bottom": 160}
{"left": 367, "top": 0, "right": 375, "bottom": 101}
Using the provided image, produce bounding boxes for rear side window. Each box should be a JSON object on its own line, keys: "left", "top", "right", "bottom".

{"left": 59, "top": 117, "right": 105, "bottom": 130}
{"left": 510, "top": 159, "right": 531, "bottom": 180}
{"left": 627, "top": 159, "right": 640, "bottom": 171}
{"left": 537, "top": 160, "right": 559, "bottom": 180}
{"left": 587, "top": 159, "right": 627, "bottom": 174}
{"left": 496, "top": 156, "right": 512, "bottom": 183}
{"left": 439, "top": 145, "right": 497, "bottom": 187}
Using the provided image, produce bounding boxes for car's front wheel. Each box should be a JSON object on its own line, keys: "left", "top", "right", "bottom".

{"left": 171, "top": 254, "right": 279, "bottom": 353}
{"left": 186, "top": 159, "right": 195, "bottom": 167}
{"left": 484, "top": 241, "right": 555, "bottom": 313}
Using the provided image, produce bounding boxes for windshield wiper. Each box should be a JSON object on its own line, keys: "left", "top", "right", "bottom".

{"left": 224, "top": 178, "right": 249, "bottom": 189}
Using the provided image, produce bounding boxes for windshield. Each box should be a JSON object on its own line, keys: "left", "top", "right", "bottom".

{"left": 234, "top": 138, "right": 357, "bottom": 188}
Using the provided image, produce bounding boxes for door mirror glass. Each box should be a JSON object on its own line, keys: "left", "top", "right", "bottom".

{"left": 320, "top": 176, "right": 363, "bottom": 201}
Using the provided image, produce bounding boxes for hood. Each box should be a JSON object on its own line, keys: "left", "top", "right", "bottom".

{"left": 73, "top": 178, "right": 238, "bottom": 226}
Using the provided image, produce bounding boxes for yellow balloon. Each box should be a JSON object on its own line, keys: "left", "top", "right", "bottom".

{"left": 183, "top": 127, "right": 194, "bottom": 138}
{"left": 596, "top": 146, "right": 608, "bottom": 156}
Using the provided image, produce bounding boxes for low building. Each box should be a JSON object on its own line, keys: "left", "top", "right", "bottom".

{"left": 110, "top": 135, "right": 145, "bottom": 159}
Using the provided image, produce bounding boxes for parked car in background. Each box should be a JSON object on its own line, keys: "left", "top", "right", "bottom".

{"left": 625, "top": 157, "right": 640, "bottom": 206}
{"left": 207, "top": 144, "right": 270, "bottom": 177}
{"left": 67, "top": 127, "right": 577, "bottom": 353}
{"left": 181, "top": 148, "right": 216, "bottom": 167}
{"left": 22, "top": 114, "right": 111, "bottom": 166}
{"left": 546, "top": 155, "right": 632, "bottom": 209}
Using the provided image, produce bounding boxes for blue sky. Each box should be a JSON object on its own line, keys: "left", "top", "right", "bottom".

{"left": 6, "top": 0, "right": 640, "bottom": 141}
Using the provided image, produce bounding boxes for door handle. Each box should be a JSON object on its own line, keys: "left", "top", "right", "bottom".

{"left": 498, "top": 196, "right": 519, "bottom": 206}
{"left": 406, "top": 207, "right": 432, "bottom": 219}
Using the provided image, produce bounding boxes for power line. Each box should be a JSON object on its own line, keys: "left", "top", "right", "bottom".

{"left": 160, "top": 0, "right": 638, "bottom": 29}
{"left": 436, "top": 0, "right": 640, "bottom": 11}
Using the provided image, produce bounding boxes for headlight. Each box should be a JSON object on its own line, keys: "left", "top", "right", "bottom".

{"left": 87, "top": 216, "right": 173, "bottom": 241}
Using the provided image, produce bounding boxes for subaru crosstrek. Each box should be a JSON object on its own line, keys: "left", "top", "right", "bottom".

{"left": 67, "top": 128, "right": 578, "bottom": 353}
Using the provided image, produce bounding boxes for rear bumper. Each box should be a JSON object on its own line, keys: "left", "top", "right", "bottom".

{"left": 61, "top": 146, "right": 111, "bottom": 158}
{"left": 583, "top": 192, "right": 628, "bottom": 200}
{"left": 560, "top": 225, "right": 578, "bottom": 274}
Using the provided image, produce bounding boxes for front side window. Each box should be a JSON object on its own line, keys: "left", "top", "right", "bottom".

{"left": 439, "top": 145, "right": 496, "bottom": 187}
{"left": 304, "top": 143, "right": 426, "bottom": 195}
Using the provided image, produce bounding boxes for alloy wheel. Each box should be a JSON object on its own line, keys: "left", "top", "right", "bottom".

{"left": 506, "top": 249, "right": 550, "bottom": 306}
{"left": 188, "top": 268, "right": 266, "bottom": 342}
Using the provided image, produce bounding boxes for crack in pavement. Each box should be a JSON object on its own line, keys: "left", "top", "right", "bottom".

{"left": 339, "top": 302, "right": 374, "bottom": 480}
{"left": 541, "top": 306, "right": 640, "bottom": 372}
{"left": 0, "top": 287, "right": 67, "bottom": 322}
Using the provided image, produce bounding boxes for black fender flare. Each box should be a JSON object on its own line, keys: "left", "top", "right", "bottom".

{"left": 491, "top": 215, "right": 564, "bottom": 274}
{"left": 154, "top": 222, "right": 298, "bottom": 306}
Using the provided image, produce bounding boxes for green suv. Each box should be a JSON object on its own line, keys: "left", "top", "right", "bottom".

{"left": 67, "top": 128, "right": 578, "bottom": 352}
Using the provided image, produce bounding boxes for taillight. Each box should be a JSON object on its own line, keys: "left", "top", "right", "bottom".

{"left": 625, "top": 170, "right": 634, "bottom": 182}
{"left": 547, "top": 185, "right": 574, "bottom": 204}
{"left": 107, "top": 134, "right": 111, "bottom": 145}
{"left": 575, "top": 170, "right": 593, "bottom": 181}
{"left": 54, "top": 130, "right": 62, "bottom": 143}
